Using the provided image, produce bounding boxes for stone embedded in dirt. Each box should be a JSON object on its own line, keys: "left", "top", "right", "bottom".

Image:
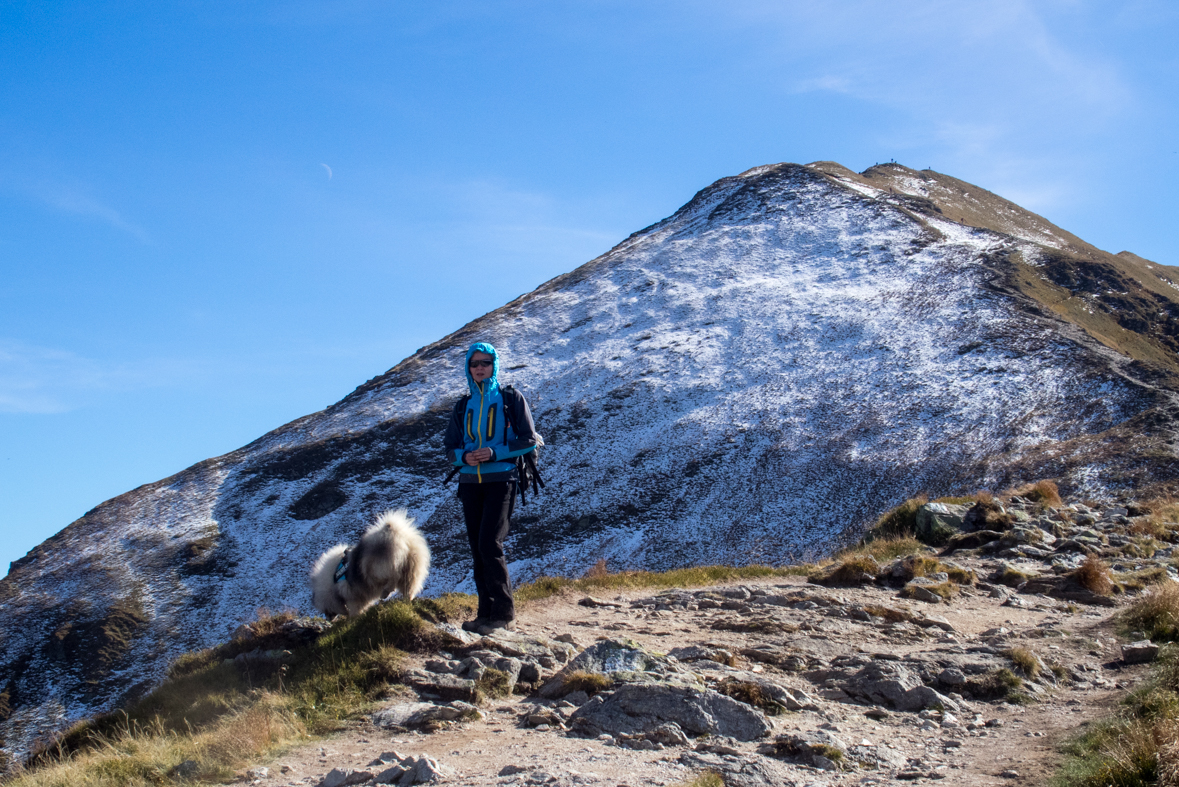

{"left": 1122, "top": 640, "right": 1160, "bottom": 664}
{"left": 400, "top": 671, "right": 481, "bottom": 703}
{"left": 539, "top": 638, "right": 693, "bottom": 698}
{"left": 498, "top": 764, "right": 529, "bottom": 776}
{"left": 713, "top": 672, "right": 820, "bottom": 712}
{"left": 397, "top": 755, "right": 453, "bottom": 785}
{"left": 915, "top": 614, "right": 956, "bottom": 632}
{"left": 320, "top": 768, "right": 375, "bottom": 787}
{"left": 568, "top": 683, "right": 771, "bottom": 741}
{"left": 374, "top": 765, "right": 408, "bottom": 784}
{"left": 476, "top": 630, "right": 578, "bottom": 663}
{"left": 838, "top": 660, "right": 960, "bottom": 712}
{"left": 578, "top": 596, "right": 622, "bottom": 608}
{"left": 668, "top": 644, "right": 734, "bottom": 664}
{"left": 679, "top": 749, "right": 798, "bottom": 787}
{"left": 372, "top": 701, "right": 476, "bottom": 729}
{"left": 760, "top": 729, "right": 847, "bottom": 770}
{"left": 903, "top": 583, "right": 945, "bottom": 604}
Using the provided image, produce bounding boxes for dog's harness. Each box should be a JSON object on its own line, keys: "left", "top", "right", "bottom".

{"left": 333, "top": 548, "right": 350, "bottom": 584}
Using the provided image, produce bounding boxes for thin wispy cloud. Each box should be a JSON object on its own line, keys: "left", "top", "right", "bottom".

{"left": 0, "top": 341, "right": 192, "bottom": 414}
{"left": 34, "top": 185, "right": 151, "bottom": 243}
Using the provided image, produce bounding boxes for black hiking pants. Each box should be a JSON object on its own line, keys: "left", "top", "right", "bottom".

{"left": 458, "top": 481, "right": 516, "bottom": 621}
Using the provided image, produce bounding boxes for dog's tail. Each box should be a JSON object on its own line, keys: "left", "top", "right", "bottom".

{"left": 366, "top": 509, "right": 431, "bottom": 600}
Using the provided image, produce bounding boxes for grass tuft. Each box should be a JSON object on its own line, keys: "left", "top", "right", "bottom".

{"left": 475, "top": 667, "right": 513, "bottom": 700}
{"left": 864, "top": 495, "right": 929, "bottom": 541}
{"left": 557, "top": 671, "right": 613, "bottom": 697}
{"left": 671, "top": 772, "right": 725, "bottom": 787}
{"left": 808, "top": 555, "right": 879, "bottom": 587}
{"left": 1118, "top": 583, "right": 1179, "bottom": 643}
{"left": 717, "top": 680, "right": 787, "bottom": 715}
{"left": 1073, "top": 554, "right": 1114, "bottom": 596}
{"left": 1010, "top": 480, "right": 1063, "bottom": 508}
{"left": 994, "top": 565, "right": 1036, "bottom": 588}
{"left": 1007, "top": 647, "right": 1042, "bottom": 680}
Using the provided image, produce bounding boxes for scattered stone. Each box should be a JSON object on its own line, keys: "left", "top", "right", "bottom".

{"left": 569, "top": 683, "right": 772, "bottom": 741}
{"left": 680, "top": 750, "right": 800, "bottom": 787}
{"left": 578, "top": 596, "right": 621, "bottom": 608}
{"left": 1122, "top": 640, "right": 1160, "bottom": 664}
{"left": 372, "top": 701, "right": 478, "bottom": 729}
{"left": 400, "top": 671, "right": 481, "bottom": 703}
{"left": 760, "top": 729, "right": 847, "bottom": 770}
{"left": 498, "top": 764, "right": 529, "bottom": 776}
{"left": 320, "top": 768, "right": 374, "bottom": 787}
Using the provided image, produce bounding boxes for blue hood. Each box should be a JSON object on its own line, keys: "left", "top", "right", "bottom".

{"left": 464, "top": 342, "right": 500, "bottom": 397}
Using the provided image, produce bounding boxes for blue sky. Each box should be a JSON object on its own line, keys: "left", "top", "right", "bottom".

{"left": 2, "top": 0, "right": 1177, "bottom": 573}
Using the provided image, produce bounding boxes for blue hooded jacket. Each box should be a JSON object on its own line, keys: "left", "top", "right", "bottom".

{"left": 443, "top": 342, "right": 538, "bottom": 483}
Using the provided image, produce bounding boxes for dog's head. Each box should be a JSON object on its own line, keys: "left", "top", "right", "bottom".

{"left": 309, "top": 544, "right": 350, "bottom": 618}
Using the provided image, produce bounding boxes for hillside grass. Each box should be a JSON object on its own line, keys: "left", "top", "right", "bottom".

{"left": 1054, "top": 646, "right": 1179, "bottom": 787}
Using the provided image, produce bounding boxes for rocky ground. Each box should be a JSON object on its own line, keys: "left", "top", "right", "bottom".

{"left": 232, "top": 497, "right": 1173, "bottom": 787}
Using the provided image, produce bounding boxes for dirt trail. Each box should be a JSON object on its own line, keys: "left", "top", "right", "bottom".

{"left": 245, "top": 560, "right": 1147, "bottom": 787}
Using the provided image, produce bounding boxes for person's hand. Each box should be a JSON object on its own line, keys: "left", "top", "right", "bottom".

{"left": 465, "top": 448, "right": 494, "bottom": 465}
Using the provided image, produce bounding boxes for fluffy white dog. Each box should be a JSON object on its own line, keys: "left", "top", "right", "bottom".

{"left": 310, "top": 509, "right": 430, "bottom": 618}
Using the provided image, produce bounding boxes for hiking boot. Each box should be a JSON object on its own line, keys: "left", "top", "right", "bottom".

{"left": 461, "top": 617, "right": 489, "bottom": 632}
{"left": 475, "top": 619, "right": 516, "bottom": 636}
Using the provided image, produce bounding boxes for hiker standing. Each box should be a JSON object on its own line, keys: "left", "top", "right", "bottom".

{"left": 443, "top": 341, "right": 540, "bottom": 635}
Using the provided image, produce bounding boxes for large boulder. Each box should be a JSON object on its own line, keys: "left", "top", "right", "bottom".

{"left": 568, "top": 683, "right": 772, "bottom": 741}
{"left": 915, "top": 503, "right": 969, "bottom": 544}
{"left": 840, "top": 660, "right": 960, "bottom": 712}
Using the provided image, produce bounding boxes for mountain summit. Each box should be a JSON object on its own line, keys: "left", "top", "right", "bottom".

{"left": 2, "top": 161, "right": 1178, "bottom": 760}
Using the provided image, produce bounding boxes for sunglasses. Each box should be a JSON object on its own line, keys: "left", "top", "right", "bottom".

{"left": 468, "top": 359, "right": 494, "bottom": 368}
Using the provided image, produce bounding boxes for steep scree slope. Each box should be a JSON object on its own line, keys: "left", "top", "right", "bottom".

{"left": 2, "top": 161, "right": 1177, "bottom": 761}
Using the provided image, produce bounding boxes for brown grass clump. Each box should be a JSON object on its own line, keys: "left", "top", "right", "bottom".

{"left": 475, "top": 667, "right": 513, "bottom": 700}
{"left": 558, "top": 671, "right": 613, "bottom": 697}
{"left": 12, "top": 693, "right": 305, "bottom": 787}
{"left": 995, "top": 565, "right": 1036, "bottom": 588}
{"left": 1010, "top": 480, "right": 1063, "bottom": 508}
{"left": 893, "top": 554, "right": 941, "bottom": 582}
{"left": 865, "top": 495, "right": 929, "bottom": 540}
{"left": 838, "top": 536, "right": 924, "bottom": 564}
{"left": 717, "top": 679, "right": 787, "bottom": 715}
{"left": 245, "top": 607, "right": 299, "bottom": 638}
{"left": 1073, "top": 554, "right": 1114, "bottom": 596}
{"left": 1117, "top": 566, "right": 1171, "bottom": 592}
{"left": 808, "top": 555, "right": 880, "bottom": 587}
{"left": 583, "top": 558, "right": 610, "bottom": 579}
{"left": 1118, "top": 582, "right": 1179, "bottom": 642}
{"left": 1007, "top": 647, "right": 1042, "bottom": 680}
{"left": 671, "top": 772, "right": 725, "bottom": 787}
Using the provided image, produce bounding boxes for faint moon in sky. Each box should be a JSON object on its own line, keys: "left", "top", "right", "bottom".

{"left": 320, "top": 163, "right": 333, "bottom": 179}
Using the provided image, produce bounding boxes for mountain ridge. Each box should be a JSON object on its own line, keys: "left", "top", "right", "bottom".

{"left": 2, "top": 160, "right": 1178, "bottom": 762}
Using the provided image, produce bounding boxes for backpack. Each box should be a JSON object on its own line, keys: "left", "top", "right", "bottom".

{"left": 444, "top": 387, "right": 545, "bottom": 504}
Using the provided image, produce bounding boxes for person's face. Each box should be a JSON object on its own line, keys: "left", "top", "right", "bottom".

{"left": 469, "top": 351, "right": 494, "bottom": 383}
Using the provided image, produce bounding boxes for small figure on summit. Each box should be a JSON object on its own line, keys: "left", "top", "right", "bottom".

{"left": 443, "top": 342, "right": 541, "bottom": 635}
